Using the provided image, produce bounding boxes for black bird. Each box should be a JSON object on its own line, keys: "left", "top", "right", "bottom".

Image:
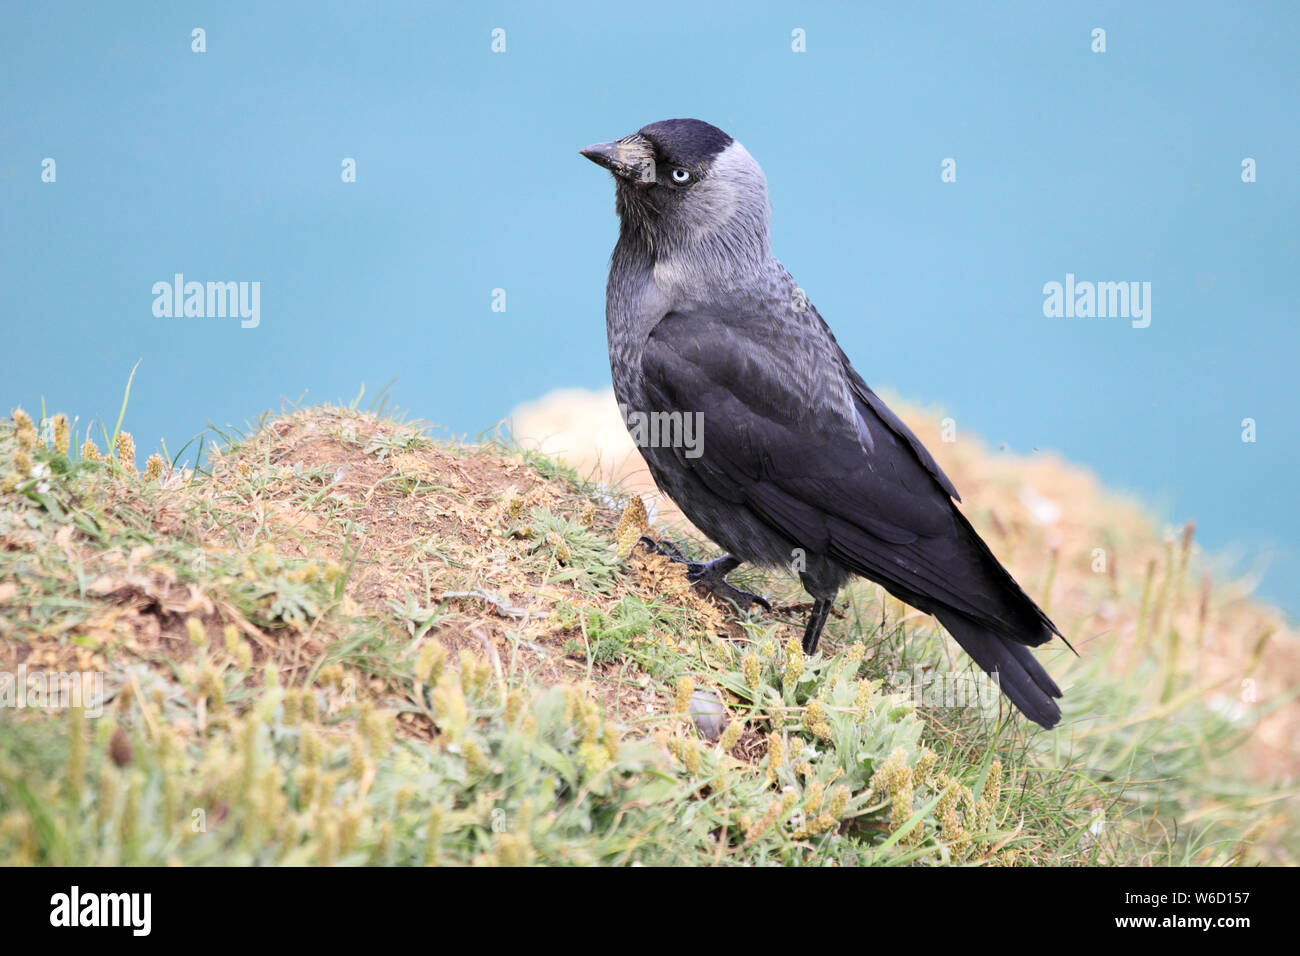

{"left": 581, "top": 118, "right": 1069, "bottom": 728}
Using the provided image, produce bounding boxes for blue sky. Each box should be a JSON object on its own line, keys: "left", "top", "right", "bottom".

{"left": 2, "top": 1, "right": 1296, "bottom": 613}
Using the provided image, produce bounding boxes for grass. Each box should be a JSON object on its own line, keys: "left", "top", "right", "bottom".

{"left": 0, "top": 397, "right": 1295, "bottom": 866}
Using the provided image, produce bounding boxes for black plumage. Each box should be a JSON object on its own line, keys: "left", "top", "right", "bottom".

{"left": 582, "top": 118, "right": 1069, "bottom": 728}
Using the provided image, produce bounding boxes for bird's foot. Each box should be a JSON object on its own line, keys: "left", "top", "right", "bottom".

{"left": 636, "top": 537, "right": 772, "bottom": 613}
{"left": 636, "top": 536, "right": 689, "bottom": 562}
{"left": 687, "top": 560, "right": 773, "bottom": 613}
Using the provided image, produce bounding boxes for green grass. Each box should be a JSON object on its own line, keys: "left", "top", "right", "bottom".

{"left": 0, "top": 402, "right": 1294, "bottom": 866}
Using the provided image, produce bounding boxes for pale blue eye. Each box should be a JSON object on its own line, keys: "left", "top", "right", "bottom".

{"left": 670, "top": 168, "right": 691, "bottom": 184}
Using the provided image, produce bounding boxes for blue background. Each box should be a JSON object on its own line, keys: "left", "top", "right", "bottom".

{"left": 2, "top": 1, "right": 1296, "bottom": 613}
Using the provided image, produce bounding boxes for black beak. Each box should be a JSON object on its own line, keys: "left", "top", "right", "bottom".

{"left": 579, "top": 141, "right": 621, "bottom": 168}
{"left": 579, "top": 135, "right": 656, "bottom": 184}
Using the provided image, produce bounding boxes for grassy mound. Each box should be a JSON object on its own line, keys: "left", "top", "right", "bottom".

{"left": 0, "top": 402, "right": 1294, "bottom": 865}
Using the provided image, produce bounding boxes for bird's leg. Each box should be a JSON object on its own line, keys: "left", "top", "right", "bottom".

{"left": 636, "top": 537, "right": 772, "bottom": 612}
{"left": 801, "top": 597, "right": 835, "bottom": 654}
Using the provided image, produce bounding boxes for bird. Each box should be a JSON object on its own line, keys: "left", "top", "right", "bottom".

{"left": 581, "top": 118, "right": 1070, "bottom": 729}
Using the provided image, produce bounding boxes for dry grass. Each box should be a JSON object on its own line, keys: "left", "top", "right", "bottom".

{"left": 0, "top": 398, "right": 1294, "bottom": 865}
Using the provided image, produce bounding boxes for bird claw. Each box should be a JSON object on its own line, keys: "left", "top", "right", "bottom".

{"left": 689, "top": 570, "right": 773, "bottom": 614}
{"left": 637, "top": 537, "right": 771, "bottom": 613}
{"left": 636, "top": 536, "right": 687, "bottom": 562}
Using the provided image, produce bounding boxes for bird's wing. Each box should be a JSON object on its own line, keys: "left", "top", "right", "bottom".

{"left": 832, "top": 340, "right": 962, "bottom": 501}
{"left": 640, "top": 306, "right": 1054, "bottom": 642}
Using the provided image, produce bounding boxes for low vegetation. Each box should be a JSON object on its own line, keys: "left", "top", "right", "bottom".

{"left": 0, "top": 395, "right": 1294, "bottom": 865}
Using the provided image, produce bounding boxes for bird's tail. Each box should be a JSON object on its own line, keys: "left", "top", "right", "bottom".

{"left": 933, "top": 610, "right": 1063, "bottom": 729}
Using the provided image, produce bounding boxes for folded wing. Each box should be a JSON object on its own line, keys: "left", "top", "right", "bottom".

{"left": 640, "top": 306, "right": 1064, "bottom": 726}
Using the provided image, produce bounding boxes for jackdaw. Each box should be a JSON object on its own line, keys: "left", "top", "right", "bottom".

{"left": 581, "top": 118, "right": 1069, "bottom": 729}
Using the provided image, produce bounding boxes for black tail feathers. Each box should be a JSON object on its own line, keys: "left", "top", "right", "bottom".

{"left": 936, "top": 610, "right": 1064, "bottom": 729}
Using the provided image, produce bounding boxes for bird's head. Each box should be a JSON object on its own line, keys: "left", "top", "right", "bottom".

{"left": 581, "top": 118, "right": 770, "bottom": 267}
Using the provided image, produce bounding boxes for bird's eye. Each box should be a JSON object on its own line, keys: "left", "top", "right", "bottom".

{"left": 670, "top": 168, "right": 692, "bottom": 184}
